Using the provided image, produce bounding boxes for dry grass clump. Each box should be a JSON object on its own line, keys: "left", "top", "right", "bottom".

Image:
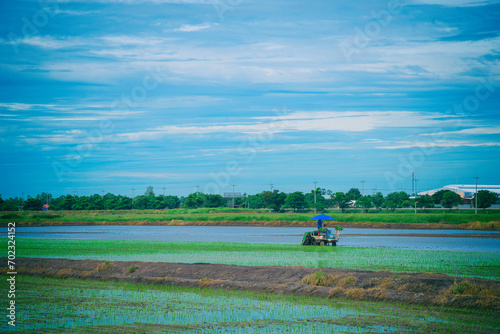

{"left": 397, "top": 283, "right": 431, "bottom": 293}
{"left": 447, "top": 280, "right": 493, "bottom": 296}
{"left": 95, "top": 261, "right": 113, "bottom": 272}
{"left": 374, "top": 289, "right": 388, "bottom": 300}
{"left": 328, "top": 287, "right": 343, "bottom": 298}
{"left": 54, "top": 268, "right": 75, "bottom": 278}
{"left": 466, "top": 221, "right": 500, "bottom": 230}
{"left": 300, "top": 271, "right": 341, "bottom": 287}
{"left": 199, "top": 277, "right": 217, "bottom": 288}
{"left": 345, "top": 288, "right": 366, "bottom": 300}
{"left": 146, "top": 277, "right": 173, "bottom": 284}
{"left": 127, "top": 265, "right": 139, "bottom": 273}
{"left": 338, "top": 276, "right": 358, "bottom": 287}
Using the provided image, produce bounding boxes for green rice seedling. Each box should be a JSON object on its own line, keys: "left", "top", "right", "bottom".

{"left": 0, "top": 275, "right": 497, "bottom": 333}
{"left": 9, "top": 238, "right": 500, "bottom": 281}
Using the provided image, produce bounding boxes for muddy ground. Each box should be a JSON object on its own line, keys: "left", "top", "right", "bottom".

{"left": 6, "top": 257, "right": 499, "bottom": 311}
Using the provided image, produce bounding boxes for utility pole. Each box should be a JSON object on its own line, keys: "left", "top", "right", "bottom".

{"left": 195, "top": 185, "right": 200, "bottom": 196}
{"left": 269, "top": 183, "right": 274, "bottom": 192}
{"left": 73, "top": 191, "right": 77, "bottom": 197}
{"left": 162, "top": 185, "right": 167, "bottom": 196}
{"left": 232, "top": 184, "right": 236, "bottom": 208}
{"left": 361, "top": 179, "right": 365, "bottom": 196}
{"left": 21, "top": 192, "right": 24, "bottom": 201}
{"left": 473, "top": 175, "right": 479, "bottom": 214}
{"left": 414, "top": 178, "right": 418, "bottom": 214}
{"left": 131, "top": 188, "right": 136, "bottom": 210}
{"left": 101, "top": 190, "right": 105, "bottom": 198}
{"left": 372, "top": 185, "right": 377, "bottom": 194}
{"left": 412, "top": 172, "right": 415, "bottom": 196}
{"left": 313, "top": 181, "right": 317, "bottom": 213}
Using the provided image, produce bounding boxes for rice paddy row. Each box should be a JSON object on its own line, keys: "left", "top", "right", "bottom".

{"left": 0, "top": 275, "right": 497, "bottom": 333}
{"left": 8, "top": 239, "right": 500, "bottom": 281}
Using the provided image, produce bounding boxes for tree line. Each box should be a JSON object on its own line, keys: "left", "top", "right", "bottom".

{"left": 0, "top": 186, "right": 497, "bottom": 212}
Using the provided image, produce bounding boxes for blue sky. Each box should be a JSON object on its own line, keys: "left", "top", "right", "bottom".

{"left": 1, "top": 0, "right": 499, "bottom": 199}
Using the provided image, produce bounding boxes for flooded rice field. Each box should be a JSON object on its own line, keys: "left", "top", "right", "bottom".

{"left": 7, "top": 225, "right": 500, "bottom": 253}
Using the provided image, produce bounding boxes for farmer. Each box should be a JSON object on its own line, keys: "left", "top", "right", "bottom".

{"left": 317, "top": 219, "right": 326, "bottom": 235}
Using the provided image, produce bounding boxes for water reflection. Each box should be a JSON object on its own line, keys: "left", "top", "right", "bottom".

{"left": 4, "top": 225, "right": 500, "bottom": 253}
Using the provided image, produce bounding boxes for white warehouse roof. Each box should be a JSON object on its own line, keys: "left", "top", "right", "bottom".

{"left": 418, "top": 185, "right": 500, "bottom": 198}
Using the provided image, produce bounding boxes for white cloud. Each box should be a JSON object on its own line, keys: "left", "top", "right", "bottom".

{"left": 55, "top": 10, "right": 100, "bottom": 16}
{"left": 376, "top": 140, "right": 500, "bottom": 149}
{"left": 410, "top": 0, "right": 489, "bottom": 6}
{"left": 108, "top": 172, "right": 179, "bottom": 179}
{"left": 0, "top": 102, "right": 57, "bottom": 111}
{"left": 113, "top": 111, "right": 460, "bottom": 142}
{"left": 173, "top": 23, "right": 216, "bottom": 32}
{"left": 420, "top": 127, "right": 500, "bottom": 136}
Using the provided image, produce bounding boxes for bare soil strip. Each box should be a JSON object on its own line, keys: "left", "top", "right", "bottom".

{"left": 6, "top": 257, "right": 499, "bottom": 311}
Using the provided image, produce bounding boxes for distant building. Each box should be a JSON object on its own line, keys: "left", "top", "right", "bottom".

{"left": 418, "top": 185, "right": 500, "bottom": 204}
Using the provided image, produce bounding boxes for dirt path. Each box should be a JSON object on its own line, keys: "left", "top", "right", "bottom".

{"left": 6, "top": 257, "right": 499, "bottom": 311}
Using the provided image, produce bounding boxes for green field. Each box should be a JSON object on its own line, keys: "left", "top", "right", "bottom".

{"left": 2, "top": 209, "right": 500, "bottom": 229}
{"left": 1, "top": 275, "right": 497, "bottom": 333}
{"left": 9, "top": 239, "right": 500, "bottom": 280}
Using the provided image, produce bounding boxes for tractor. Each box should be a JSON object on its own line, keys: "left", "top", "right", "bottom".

{"left": 301, "top": 214, "right": 342, "bottom": 246}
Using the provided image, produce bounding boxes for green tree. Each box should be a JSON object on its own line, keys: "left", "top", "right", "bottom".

{"left": 184, "top": 193, "right": 205, "bottom": 209}
{"left": 432, "top": 189, "right": 453, "bottom": 205}
{"left": 441, "top": 192, "right": 462, "bottom": 210}
{"left": 346, "top": 188, "right": 362, "bottom": 201}
{"left": 356, "top": 195, "right": 373, "bottom": 213}
{"left": 59, "top": 195, "right": 76, "bottom": 210}
{"left": 161, "top": 195, "right": 180, "bottom": 209}
{"left": 474, "top": 190, "right": 498, "bottom": 209}
{"left": 262, "top": 190, "right": 286, "bottom": 212}
{"left": 333, "top": 192, "right": 350, "bottom": 213}
{"left": 116, "top": 196, "right": 132, "bottom": 210}
{"left": 401, "top": 199, "right": 414, "bottom": 208}
{"left": 305, "top": 189, "right": 326, "bottom": 209}
{"left": 285, "top": 191, "right": 306, "bottom": 211}
{"left": 203, "top": 194, "right": 227, "bottom": 208}
{"left": 383, "top": 191, "right": 409, "bottom": 211}
{"left": 416, "top": 194, "right": 434, "bottom": 209}
{"left": 247, "top": 193, "right": 264, "bottom": 209}
{"left": 145, "top": 186, "right": 155, "bottom": 197}
{"left": 133, "top": 195, "right": 149, "bottom": 210}
{"left": 372, "top": 192, "right": 384, "bottom": 210}
{"left": 23, "top": 196, "right": 43, "bottom": 211}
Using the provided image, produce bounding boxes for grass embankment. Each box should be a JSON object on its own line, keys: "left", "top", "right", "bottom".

{"left": 1, "top": 209, "right": 500, "bottom": 230}
{"left": 1, "top": 276, "right": 497, "bottom": 333}
{"left": 8, "top": 239, "right": 499, "bottom": 281}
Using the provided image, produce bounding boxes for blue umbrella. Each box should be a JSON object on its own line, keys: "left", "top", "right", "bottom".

{"left": 310, "top": 214, "right": 334, "bottom": 220}
{"left": 311, "top": 214, "right": 334, "bottom": 229}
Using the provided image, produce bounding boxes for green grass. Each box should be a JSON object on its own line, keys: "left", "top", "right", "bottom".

{"left": 1, "top": 209, "right": 500, "bottom": 229}
{"left": 8, "top": 239, "right": 500, "bottom": 280}
{"left": 1, "top": 275, "right": 497, "bottom": 333}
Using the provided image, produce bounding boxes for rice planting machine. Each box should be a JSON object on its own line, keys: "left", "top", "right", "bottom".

{"left": 301, "top": 214, "right": 343, "bottom": 246}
